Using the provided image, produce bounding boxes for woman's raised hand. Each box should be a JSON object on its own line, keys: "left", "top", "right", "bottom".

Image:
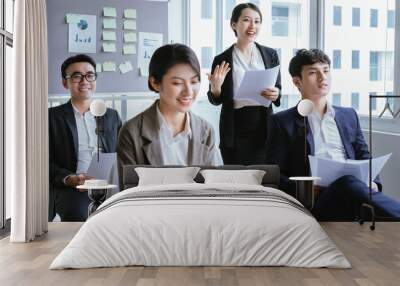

{"left": 207, "top": 61, "right": 231, "bottom": 97}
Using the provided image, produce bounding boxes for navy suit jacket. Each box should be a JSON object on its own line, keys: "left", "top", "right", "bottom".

{"left": 266, "top": 104, "right": 381, "bottom": 196}
{"left": 207, "top": 43, "right": 281, "bottom": 148}
{"left": 49, "top": 100, "right": 122, "bottom": 189}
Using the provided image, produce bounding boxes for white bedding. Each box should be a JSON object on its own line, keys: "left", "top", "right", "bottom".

{"left": 50, "top": 183, "right": 351, "bottom": 269}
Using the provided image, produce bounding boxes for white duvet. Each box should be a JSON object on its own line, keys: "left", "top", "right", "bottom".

{"left": 50, "top": 183, "right": 351, "bottom": 269}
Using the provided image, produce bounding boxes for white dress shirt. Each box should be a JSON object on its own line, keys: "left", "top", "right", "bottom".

{"left": 308, "top": 103, "right": 347, "bottom": 161}
{"left": 72, "top": 103, "right": 98, "bottom": 174}
{"left": 156, "top": 105, "right": 192, "bottom": 165}
{"left": 232, "top": 43, "right": 265, "bottom": 109}
{"left": 156, "top": 105, "right": 223, "bottom": 166}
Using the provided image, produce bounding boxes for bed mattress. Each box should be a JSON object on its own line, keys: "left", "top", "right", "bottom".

{"left": 50, "top": 183, "right": 351, "bottom": 269}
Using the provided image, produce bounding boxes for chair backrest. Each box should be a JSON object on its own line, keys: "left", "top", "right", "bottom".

{"left": 122, "top": 165, "right": 280, "bottom": 190}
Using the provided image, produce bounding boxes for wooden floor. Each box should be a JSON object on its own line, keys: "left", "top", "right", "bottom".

{"left": 0, "top": 222, "right": 399, "bottom": 286}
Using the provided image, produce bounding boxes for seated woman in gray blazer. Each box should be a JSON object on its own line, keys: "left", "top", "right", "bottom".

{"left": 117, "top": 43, "right": 223, "bottom": 187}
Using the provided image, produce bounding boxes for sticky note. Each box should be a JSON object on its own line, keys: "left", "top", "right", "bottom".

{"left": 103, "top": 31, "right": 116, "bottom": 41}
{"left": 139, "top": 67, "right": 149, "bottom": 77}
{"left": 103, "top": 61, "right": 116, "bottom": 72}
{"left": 66, "top": 14, "right": 81, "bottom": 24}
{"left": 124, "top": 20, "right": 136, "bottom": 30}
{"left": 103, "top": 7, "right": 117, "bottom": 17}
{"left": 103, "top": 42, "right": 116, "bottom": 52}
{"left": 124, "top": 9, "right": 137, "bottom": 19}
{"left": 119, "top": 61, "right": 133, "bottom": 74}
{"left": 96, "top": 64, "right": 102, "bottom": 73}
{"left": 103, "top": 18, "right": 116, "bottom": 29}
{"left": 124, "top": 32, "right": 137, "bottom": 42}
{"left": 123, "top": 44, "right": 136, "bottom": 55}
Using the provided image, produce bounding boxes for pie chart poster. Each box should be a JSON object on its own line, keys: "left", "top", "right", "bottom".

{"left": 68, "top": 14, "right": 96, "bottom": 54}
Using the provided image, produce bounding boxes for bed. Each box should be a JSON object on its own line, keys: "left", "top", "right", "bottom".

{"left": 50, "top": 165, "right": 350, "bottom": 269}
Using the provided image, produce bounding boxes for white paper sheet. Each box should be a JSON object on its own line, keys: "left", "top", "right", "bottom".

{"left": 124, "top": 20, "right": 137, "bottom": 30}
{"left": 235, "top": 65, "right": 280, "bottom": 107}
{"left": 124, "top": 9, "right": 137, "bottom": 19}
{"left": 139, "top": 67, "right": 149, "bottom": 77}
{"left": 87, "top": 153, "right": 118, "bottom": 186}
{"left": 103, "top": 18, "right": 116, "bottom": 29}
{"left": 138, "top": 32, "right": 163, "bottom": 77}
{"left": 68, "top": 15, "right": 96, "bottom": 53}
{"left": 96, "top": 63, "right": 102, "bottom": 73}
{"left": 102, "top": 31, "right": 116, "bottom": 41}
{"left": 103, "top": 7, "right": 117, "bottom": 17}
{"left": 103, "top": 42, "right": 116, "bottom": 52}
{"left": 123, "top": 44, "right": 136, "bottom": 54}
{"left": 66, "top": 13, "right": 81, "bottom": 24}
{"left": 309, "top": 153, "right": 392, "bottom": 187}
{"left": 119, "top": 61, "right": 133, "bottom": 74}
{"left": 124, "top": 32, "right": 137, "bottom": 42}
{"left": 103, "top": 61, "right": 116, "bottom": 72}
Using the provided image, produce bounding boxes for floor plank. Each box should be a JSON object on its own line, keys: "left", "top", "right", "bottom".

{"left": 0, "top": 222, "right": 399, "bottom": 286}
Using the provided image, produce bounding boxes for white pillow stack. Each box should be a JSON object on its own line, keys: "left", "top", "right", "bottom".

{"left": 200, "top": 169, "right": 266, "bottom": 185}
{"left": 135, "top": 167, "right": 200, "bottom": 186}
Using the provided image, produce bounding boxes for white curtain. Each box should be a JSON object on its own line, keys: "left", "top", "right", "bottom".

{"left": 7, "top": 0, "right": 49, "bottom": 242}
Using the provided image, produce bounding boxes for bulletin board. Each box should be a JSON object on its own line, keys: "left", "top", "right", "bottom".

{"left": 46, "top": 0, "right": 168, "bottom": 94}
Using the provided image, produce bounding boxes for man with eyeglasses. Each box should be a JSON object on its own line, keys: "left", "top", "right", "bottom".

{"left": 49, "top": 54, "right": 122, "bottom": 222}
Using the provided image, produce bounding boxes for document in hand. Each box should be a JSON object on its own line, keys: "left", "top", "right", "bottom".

{"left": 235, "top": 65, "right": 280, "bottom": 107}
{"left": 87, "top": 152, "right": 118, "bottom": 186}
{"left": 308, "top": 153, "right": 392, "bottom": 187}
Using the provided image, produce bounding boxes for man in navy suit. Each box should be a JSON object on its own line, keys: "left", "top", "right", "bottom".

{"left": 266, "top": 49, "right": 400, "bottom": 220}
{"left": 49, "top": 54, "right": 121, "bottom": 222}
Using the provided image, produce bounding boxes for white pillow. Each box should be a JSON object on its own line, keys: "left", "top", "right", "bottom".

{"left": 135, "top": 167, "right": 200, "bottom": 186}
{"left": 200, "top": 169, "right": 266, "bottom": 185}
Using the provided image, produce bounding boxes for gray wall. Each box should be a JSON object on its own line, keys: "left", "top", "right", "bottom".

{"left": 364, "top": 131, "right": 400, "bottom": 201}
{"left": 46, "top": 0, "right": 168, "bottom": 94}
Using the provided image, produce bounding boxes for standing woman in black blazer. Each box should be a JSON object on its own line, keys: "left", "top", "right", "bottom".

{"left": 207, "top": 2, "right": 281, "bottom": 165}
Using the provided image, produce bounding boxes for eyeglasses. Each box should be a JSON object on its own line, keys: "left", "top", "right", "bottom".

{"left": 65, "top": 73, "right": 97, "bottom": 83}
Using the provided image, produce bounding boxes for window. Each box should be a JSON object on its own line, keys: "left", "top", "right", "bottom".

{"left": 201, "top": 0, "right": 213, "bottom": 19}
{"left": 5, "top": 0, "right": 14, "bottom": 33}
{"left": 293, "top": 48, "right": 299, "bottom": 56}
{"left": 201, "top": 47, "right": 213, "bottom": 69}
{"left": 352, "top": 7, "right": 360, "bottom": 27}
{"left": 333, "top": 50, "right": 341, "bottom": 69}
{"left": 387, "top": 10, "right": 395, "bottom": 28}
{"left": 333, "top": 6, "right": 342, "bottom": 26}
{"left": 370, "top": 9, "right": 378, "bottom": 27}
{"left": 0, "top": 40, "right": 3, "bottom": 230}
{"left": 332, "top": 93, "right": 341, "bottom": 106}
{"left": 268, "top": 1, "right": 309, "bottom": 111}
{"left": 386, "top": 91, "right": 395, "bottom": 116}
{"left": 352, "top": 50, "right": 360, "bottom": 69}
{"left": 225, "top": 0, "right": 236, "bottom": 20}
{"left": 272, "top": 5, "right": 289, "bottom": 36}
{"left": 369, "top": 51, "right": 379, "bottom": 81}
{"left": 351, "top": 93, "right": 360, "bottom": 110}
{"left": 1, "top": 0, "right": 15, "bottom": 230}
{"left": 370, "top": 51, "right": 394, "bottom": 81}
{"left": 275, "top": 48, "right": 281, "bottom": 61}
{"left": 249, "top": 0, "right": 260, "bottom": 7}
{"left": 370, "top": 92, "right": 377, "bottom": 111}
{"left": 190, "top": 0, "right": 218, "bottom": 99}
{"left": 324, "top": 1, "right": 395, "bottom": 117}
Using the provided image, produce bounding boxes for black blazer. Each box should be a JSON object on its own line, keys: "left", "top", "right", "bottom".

{"left": 49, "top": 100, "right": 122, "bottom": 189}
{"left": 266, "top": 105, "right": 381, "bottom": 196}
{"left": 207, "top": 43, "right": 282, "bottom": 148}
